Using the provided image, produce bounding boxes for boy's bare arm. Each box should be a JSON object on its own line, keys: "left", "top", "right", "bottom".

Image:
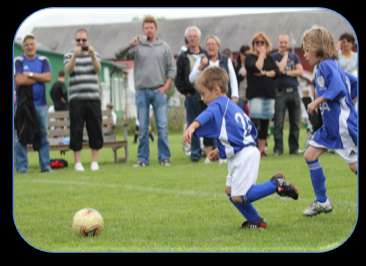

{"left": 307, "top": 96, "right": 325, "bottom": 114}
{"left": 183, "top": 121, "right": 200, "bottom": 144}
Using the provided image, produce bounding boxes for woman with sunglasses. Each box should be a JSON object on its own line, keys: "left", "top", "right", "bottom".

{"left": 245, "top": 32, "right": 279, "bottom": 156}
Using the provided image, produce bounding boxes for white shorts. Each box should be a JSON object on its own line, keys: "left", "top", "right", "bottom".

{"left": 226, "top": 146, "right": 260, "bottom": 197}
{"left": 308, "top": 140, "right": 358, "bottom": 164}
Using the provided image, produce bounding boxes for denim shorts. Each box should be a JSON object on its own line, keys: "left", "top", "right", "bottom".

{"left": 248, "top": 97, "right": 275, "bottom": 119}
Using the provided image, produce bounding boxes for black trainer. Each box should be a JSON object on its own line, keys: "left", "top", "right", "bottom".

{"left": 271, "top": 173, "right": 299, "bottom": 200}
{"left": 241, "top": 218, "right": 268, "bottom": 229}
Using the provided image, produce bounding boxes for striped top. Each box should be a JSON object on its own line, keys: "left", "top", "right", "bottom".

{"left": 64, "top": 52, "right": 101, "bottom": 101}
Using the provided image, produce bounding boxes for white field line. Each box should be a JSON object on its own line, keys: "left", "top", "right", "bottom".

{"left": 18, "top": 179, "right": 357, "bottom": 208}
{"left": 24, "top": 179, "right": 223, "bottom": 198}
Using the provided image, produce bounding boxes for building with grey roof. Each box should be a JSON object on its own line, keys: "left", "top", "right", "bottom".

{"left": 32, "top": 10, "right": 355, "bottom": 60}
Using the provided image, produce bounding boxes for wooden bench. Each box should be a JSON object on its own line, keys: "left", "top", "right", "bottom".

{"left": 28, "top": 110, "right": 128, "bottom": 163}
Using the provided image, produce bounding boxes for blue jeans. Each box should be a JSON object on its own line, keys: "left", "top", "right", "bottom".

{"left": 14, "top": 105, "right": 50, "bottom": 172}
{"left": 135, "top": 89, "right": 170, "bottom": 164}
{"left": 184, "top": 93, "right": 216, "bottom": 160}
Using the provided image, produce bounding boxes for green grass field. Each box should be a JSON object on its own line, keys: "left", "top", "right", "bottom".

{"left": 13, "top": 129, "right": 357, "bottom": 253}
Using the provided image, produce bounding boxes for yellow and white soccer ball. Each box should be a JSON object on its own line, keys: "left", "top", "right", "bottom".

{"left": 72, "top": 208, "right": 104, "bottom": 237}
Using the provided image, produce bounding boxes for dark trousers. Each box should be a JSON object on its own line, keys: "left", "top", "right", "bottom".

{"left": 251, "top": 118, "right": 269, "bottom": 140}
{"left": 273, "top": 88, "right": 301, "bottom": 154}
{"left": 185, "top": 92, "right": 215, "bottom": 160}
{"left": 69, "top": 100, "right": 103, "bottom": 151}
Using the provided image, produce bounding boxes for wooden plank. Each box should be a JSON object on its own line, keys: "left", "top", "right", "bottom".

{"left": 48, "top": 111, "right": 69, "bottom": 119}
{"left": 48, "top": 129, "right": 69, "bottom": 137}
{"left": 48, "top": 121, "right": 70, "bottom": 127}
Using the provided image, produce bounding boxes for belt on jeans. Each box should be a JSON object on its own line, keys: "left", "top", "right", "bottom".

{"left": 279, "top": 87, "right": 296, "bottom": 93}
{"left": 146, "top": 85, "right": 164, "bottom": 90}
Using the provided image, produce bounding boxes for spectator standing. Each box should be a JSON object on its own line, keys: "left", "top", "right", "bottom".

{"left": 14, "top": 34, "right": 52, "bottom": 173}
{"left": 338, "top": 32, "right": 358, "bottom": 111}
{"left": 64, "top": 28, "right": 103, "bottom": 172}
{"left": 50, "top": 70, "right": 68, "bottom": 111}
{"left": 338, "top": 32, "right": 358, "bottom": 76}
{"left": 189, "top": 35, "right": 239, "bottom": 104}
{"left": 271, "top": 34, "right": 304, "bottom": 155}
{"left": 235, "top": 45, "right": 250, "bottom": 114}
{"left": 126, "top": 15, "right": 176, "bottom": 167}
{"left": 245, "top": 32, "right": 279, "bottom": 156}
{"left": 175, "top": 26, "right": 216, "bottom": 162}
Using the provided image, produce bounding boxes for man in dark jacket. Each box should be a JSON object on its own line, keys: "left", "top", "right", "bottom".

{"left": 175, "top": 26, "right": 215, "bottom": 162}
{"left": 14, "top": 84, "right": 41, "bottom": 150}
{"left": 14, "top": 34, "right": 52, "bottom": 173}
{"left": 271, "top": 34, "right": 304, "bottom": 155}
{"left": 50, "top": 70, "right": 68, "bottom": 111}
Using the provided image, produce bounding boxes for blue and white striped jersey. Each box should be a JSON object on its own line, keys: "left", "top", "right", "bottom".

{"left": 194, "top": 96, "right": 257, "bottom": 159}
{"left": 312, "top": 59, "right": 358, "bottom": 150}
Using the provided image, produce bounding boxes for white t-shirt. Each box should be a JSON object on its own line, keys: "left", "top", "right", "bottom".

{"left": 189, "top": 56, "right": 239, "bottom": 98}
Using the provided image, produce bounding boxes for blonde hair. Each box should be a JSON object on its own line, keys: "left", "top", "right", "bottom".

{"left": 301, "top": 25, "right": 338, "bottom": 60}
{"left": 250, "top": 32, "right": 272, "bottom": 54}
{"left": 205, "top": 34, "right": 221, "bottom": 47}
{"left": 142, "top": 15, "right": 158, "bottom": 28}
{"left": 195, "top": 67, "right": 228, "bottom": 94}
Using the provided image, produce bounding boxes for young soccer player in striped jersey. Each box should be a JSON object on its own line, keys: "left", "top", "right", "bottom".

{"left": 301, "top": 26, "right": 358, "bottom": 216}
{"left": 183, "top": 67, "right": 299, "bottom": 229}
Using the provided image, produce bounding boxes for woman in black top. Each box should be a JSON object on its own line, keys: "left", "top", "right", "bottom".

{"left": 245, "top": 32, "right": 279, "bottom": 156}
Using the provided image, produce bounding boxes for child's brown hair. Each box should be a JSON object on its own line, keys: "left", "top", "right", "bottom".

{"left": 301, "top": 25, "right": 338, "bottom": 60}
{"left": 195, "top": 67, "right": 228, "bottom": 95}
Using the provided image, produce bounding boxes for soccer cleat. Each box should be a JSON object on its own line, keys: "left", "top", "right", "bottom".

{"left": 303, "top": 199, "right": 333, "bottom": 217}
{"left": 271, "top": 173, "right": 299, "bottom": 200}
{"left": 241, "top": 218, "right": 268, "bottom": 230}
{"left": 204, "top": 157, "right": 212, "bottom": 164}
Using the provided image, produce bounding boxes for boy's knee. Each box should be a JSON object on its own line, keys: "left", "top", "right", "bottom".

{"left": 231, "top": 196, "right": 243, "bottom": 204}
{"left": 225, "top": 187, "right": 231, "bottom": 196}
{"left": 349, "top": 163, "right": 357, "bottom": 174}
{"left": 303, "top": 150, "right": 312, "bottom": 161}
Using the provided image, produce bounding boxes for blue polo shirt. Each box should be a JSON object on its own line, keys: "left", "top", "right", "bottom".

{"left": 15, "top": 55, "right": 51, "bottom": 106}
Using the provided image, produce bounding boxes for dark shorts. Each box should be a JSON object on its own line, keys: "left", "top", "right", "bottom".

{"left": 69, "top": 100, "right": 103, "bottom": 151}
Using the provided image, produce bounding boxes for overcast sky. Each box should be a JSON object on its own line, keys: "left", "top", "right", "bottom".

{"left": 15, "top": 7, "right": 319, "bottom": 40}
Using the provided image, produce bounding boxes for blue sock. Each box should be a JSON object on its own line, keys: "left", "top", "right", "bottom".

{"left": 229, "top": 197, "right": 261, "bottom": 223}
{"left": 244, "top": 181, "right": 277, "bottom": 203}
{"left": 306, "top": 159, "right": 327, "bottom": 203}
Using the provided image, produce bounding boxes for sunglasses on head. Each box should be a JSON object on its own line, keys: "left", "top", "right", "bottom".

{"left": 76, "top": 39, "right": 87, "bottom": 43}
{"left": 254, "top": 40, "right": 266, "bottom": 45}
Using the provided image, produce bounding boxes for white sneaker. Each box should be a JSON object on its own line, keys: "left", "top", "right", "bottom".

{"left": 204, "top": 158, "right": 211, "bottom": 164}
{"left": 74, "top": 162, "right": 85, "bottom": 172}
{"left": 91, "top": 161, "right": 100, "bottom": 171}
{"left": 303, "top": 198, "right": 333, "bottom": 216}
